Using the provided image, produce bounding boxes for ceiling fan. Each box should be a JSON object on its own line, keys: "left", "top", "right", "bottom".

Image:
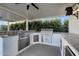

{"left": 65, "top": 3, "right": 79, "bottom": 19}
{"left": 15, "top": 3, "right": 39, "bottom": 10}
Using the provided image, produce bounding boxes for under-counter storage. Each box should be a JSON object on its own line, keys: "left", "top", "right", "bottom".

{"left": 18, "top": 37, "right": 30, "bottom": 51}
{"left": 33, "top": 35, "right": 39, "bottom": 42}
{"left": 3, "top": 35, "right": 19, "bottom": 56}
{"left": 0, "top": 37, "right": 3, "bottom": 56}
{"left": 0, "top": 34, "right": 30, "bottom": 56}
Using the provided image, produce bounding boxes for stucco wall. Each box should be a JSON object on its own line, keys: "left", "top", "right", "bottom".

{"left": 69, "top": 15, "right": 79, "bottom": 34}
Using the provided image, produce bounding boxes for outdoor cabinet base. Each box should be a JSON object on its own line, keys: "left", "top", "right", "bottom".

{"left": 2, "top": 35, "right": 19, "bottom": 56}
{"left": 18, "top": 37, "right": 30, "bottom": 51}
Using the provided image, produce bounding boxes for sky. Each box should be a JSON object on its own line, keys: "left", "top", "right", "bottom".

{"left": 37, "top": 16, "right": 69, "bottom": 24}
{"left": 58, "top": 16, "right": 69, "bottom": 24}
{"left": 0, "top": 16, "right": 69, "bottom": 25}
{"left": 0, "top": 20, "right": 8, "bottom": 25}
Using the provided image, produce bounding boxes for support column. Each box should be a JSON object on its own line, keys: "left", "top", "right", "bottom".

{"left": 7, "top": 22, "right": 9, "bottom": 31}
{"left": 26, "top": 19, "right": 28, "bottom": 31}
{"left": 7, "top": 12, "right": 10, "bottom": 31}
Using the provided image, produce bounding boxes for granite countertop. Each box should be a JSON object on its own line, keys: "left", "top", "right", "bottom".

{"left": 0, "top": 34, "right": 19, "bottom": 38}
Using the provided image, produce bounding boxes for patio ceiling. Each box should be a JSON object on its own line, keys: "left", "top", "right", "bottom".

{"left": 0, "top": 3, "right": 73, "bottom": 21}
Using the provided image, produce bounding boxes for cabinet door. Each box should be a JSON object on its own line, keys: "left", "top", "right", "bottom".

{"left": 18, "top": 37, "right": 30, "bottom": 51}
{"left": 3, "top": 36, "right": 18, "bottom": 56}
{"left": 33, "top": 35, "right": 39, "bottom": 42}
{"left": 25, "top": 38, "right": 30, "bottom": 47}
{"left": 42, "top": 35, "right": 52, "bottom": 44}
{"left": 18, "top": 39, "right": 24, "bottom": 51}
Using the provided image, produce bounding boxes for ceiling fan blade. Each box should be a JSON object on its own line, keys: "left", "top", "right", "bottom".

{"left": 15, "top": 3, "right": 21, "bottom": 4}
{"left": 65, "top": 6, "right": 73, "bottom": 16}
{"left": 31, "top": 3, "right": 39, "bottom": 9}
{"left": 27, "top": 5, "right": 30, "bottom": 10}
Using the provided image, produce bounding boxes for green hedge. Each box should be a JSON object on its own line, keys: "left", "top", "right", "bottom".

{"left": 10, "top": 21, "right": 26, "bottom": 30}
{"left": 28, "top": 20, "right": 68, "bottom": 32}
{"left": 8, "top": 19, "right": 68, "bottom": 32}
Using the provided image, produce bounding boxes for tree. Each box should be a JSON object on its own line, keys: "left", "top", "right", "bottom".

{"left": 10, "top": 21, "right": 26, "bottom": 30}
{"left": 50, "top": 19, "right": 62, "bottom": 32}
{"left": 9, "top": 18, "right": 69, "bottom": 32}
{"left": 35, "top": 21, "right": 42, "bottom": 31}
{"left": 10, "top": 24, "right": 16, "bottom": 30}
{"left": 1, "top": 25, "right": 7, "bottom": 31}
{"left": 42, "top": 21, "right": 50, "bottom": 29}
{"left": 28, "top": 21, "right": 42, "bottom": 31}
{"left": 63, "top": 20, "right": 69, "bottom": 32}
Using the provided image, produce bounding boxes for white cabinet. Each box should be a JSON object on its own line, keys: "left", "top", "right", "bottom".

{"left": 0, "top": 37, "right": 3, "bottom": 56}
{"left": 0, "top": 35, "right": 19, "bottom": 56}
